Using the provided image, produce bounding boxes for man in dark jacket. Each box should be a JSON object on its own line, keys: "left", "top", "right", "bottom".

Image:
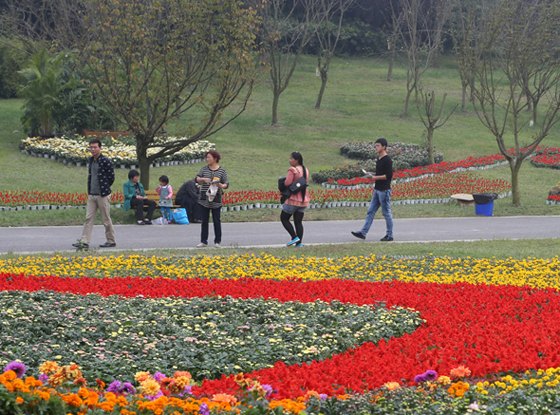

{"left": 175, "top": 179, "right": 202, "bottom": 223}
{"left": 73, "top": 139, "right": 116, "bottom": 249}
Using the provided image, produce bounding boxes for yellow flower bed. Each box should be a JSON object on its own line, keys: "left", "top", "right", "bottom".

{"left": 2, "top": 254, "right": 560, "bottom": 289}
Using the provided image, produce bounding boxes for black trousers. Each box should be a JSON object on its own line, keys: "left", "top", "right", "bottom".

{"left": 200, "top": 205, "right": 222, "bottom": 244}
{"left": 130, "top": 198, "right": 156, "bottom": 221}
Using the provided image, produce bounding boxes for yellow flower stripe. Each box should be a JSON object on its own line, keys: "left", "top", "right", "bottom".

{"left": 2, "top": 254, "right": 560, "bottom": 289}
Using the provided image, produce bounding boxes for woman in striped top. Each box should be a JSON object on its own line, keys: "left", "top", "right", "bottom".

{"left": 195, "top": 150, "right": 229, "bottom": 248}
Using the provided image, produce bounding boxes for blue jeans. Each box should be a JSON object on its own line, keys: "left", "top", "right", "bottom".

{"left": 360, "top": 189, "right": 393, "bottom": 237}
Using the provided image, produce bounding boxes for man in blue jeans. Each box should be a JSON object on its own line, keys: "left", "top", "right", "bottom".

{"left": 351, "top": 138, "right": 394, "bottom": 242}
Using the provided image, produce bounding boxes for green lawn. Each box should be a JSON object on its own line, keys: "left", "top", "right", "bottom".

{"left": 2, "top": 54, "right": 560, "bottom": 224}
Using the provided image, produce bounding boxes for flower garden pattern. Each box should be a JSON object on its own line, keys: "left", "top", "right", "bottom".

{"left": 4, "top": 253, "right": 560, "bottom": 413}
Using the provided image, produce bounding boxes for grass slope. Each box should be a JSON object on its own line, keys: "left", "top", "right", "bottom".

{"left": 1, "top": 55, "right": 560, "bottom": 225}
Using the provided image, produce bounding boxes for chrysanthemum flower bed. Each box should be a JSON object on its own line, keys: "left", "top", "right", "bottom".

{"left": 4, "top": 254, "right": 560, "bottom": 414}
{"left": 19, "top": 135, "right": 215, "bottom": 166}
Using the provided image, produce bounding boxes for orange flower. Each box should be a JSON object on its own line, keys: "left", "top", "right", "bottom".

{"left": 39, "top": 361, "right": 59, "bottom": 375}
{"left": 383, "top": 381, "right": 400, "bottom": 391}
{"left": 269, "top": 399, "right": 306, "bottom": 414}
{"left": 174, "top": 371, "right": 192, "bottom": 380}
{"left": 15, "top": 397, "right": 24, "bottom": 405}
{"left": 12, "top": 378, "right": 25, "bottom": 391}
{"left": 450, "top": 365, "right": 472, "bottom": 378}
{"left": 134, "top": 371, "right": 152, "bottom": 383}
{"left": 448, "top": 381, "right": 470, "bottom": 397}
{"left": 139, "top": 379, "right": 161, "bottom": 396}
{"left": 62, "top": 393, "right": 83, "bottom": 407}
{"left": 3, "top": 370, "right": 17, "bottom": 381}
{"left": 303, "top": 390, "right": 319, "bottom": 401}
{"left": 212, "top": 393, "right": 238, "bottom": 405}
{"left": 48, "top": 372, "right": 66, "bottom": 387}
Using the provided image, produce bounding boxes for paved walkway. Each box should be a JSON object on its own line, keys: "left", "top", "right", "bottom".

{"left": 1, "top": 215, "right": 559, "bottom": 254}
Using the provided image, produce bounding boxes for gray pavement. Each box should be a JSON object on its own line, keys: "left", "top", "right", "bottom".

{"left": 0, "top": 215, "right": 559, "bottom": 254}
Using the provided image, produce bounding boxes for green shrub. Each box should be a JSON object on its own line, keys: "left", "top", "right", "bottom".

{"left": 0, "top": 39, "right": 30, "bottom": 98}
{"left": 312, "top": 160, "right": 376, "bottom": 183}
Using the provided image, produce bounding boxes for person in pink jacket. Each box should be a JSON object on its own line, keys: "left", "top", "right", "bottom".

{"left": 281, "top": 151, "right": 310, "bottom": 247}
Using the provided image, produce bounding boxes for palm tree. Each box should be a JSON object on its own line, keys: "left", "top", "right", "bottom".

{"left": 19, "top": 49, "right": 64, "bottom": 137}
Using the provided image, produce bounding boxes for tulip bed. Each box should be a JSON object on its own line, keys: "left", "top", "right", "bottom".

{"left": 4, "top": 254, "right": 560, "bottom": 413}
{"left": 0, "top": 172, "right": 511, "bottom": 209}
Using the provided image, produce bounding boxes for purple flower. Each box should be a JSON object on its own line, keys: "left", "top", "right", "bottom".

{"left": 145, "top": 390, "right": 163, "bottom": 401}
{"left": 38, "top": 374, "right": 49, "bottom": 383}
{"left": 153, "top": 372, "right": 166, "bottom": 382}
{"left": 106, "top": 380, "right": 122, "bottom": 393}
{"left": 319, "top": 393, "right": 328, "bottom": 400}
{"left": 199, "top": 403, "right": 210, "bottom": 415}
{"left": 121, "top": 382, "right": 136, "bottom": 394}
{"left": 414, "top": 370, "right": 438, "bottom": 384}
{"left": 414, "top": 374, "right": 427, "bottom": 383}
{"left": 4, "top": 361, "right": 26, "bottom": 378}
{"left": 425, "top": 370, "right": 438, "bottom": 381}
{"left": 261, "top": 384, "right": 274, "bottom": 398}
{"left": 183, "top": 385, "right": 193, "bottom": 396}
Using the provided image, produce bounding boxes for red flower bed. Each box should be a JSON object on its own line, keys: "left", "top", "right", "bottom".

{"left": 533, "top": 150, "right": 560, "bottom": 169}
{"left": 3, "top": 273, "right": 560, "bottom": 399}
{"left": 0, "top": 190, "right": 124, "bottom": 207}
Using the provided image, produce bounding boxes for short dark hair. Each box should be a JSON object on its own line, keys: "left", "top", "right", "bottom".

{"left": 291, "top": 151, "right": 303, "bottom": 166}
{"left": 128, "top": 169, "right": 140, "bottom": 180}
{"left": 159, "top": 175, "right": 169, "bottom": 185}
{"left": 375, "top": 138, "right": 388, "bottom": 148}
{"left": 206, "top": 150, "right": 221, "bottom": 163}
{"left": 89, "top": 139, "right": 102, "bottom": 147}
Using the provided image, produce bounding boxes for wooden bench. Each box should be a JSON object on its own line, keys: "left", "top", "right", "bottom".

{"left": 144, "top": 190, "right": 181, "bottom": 208}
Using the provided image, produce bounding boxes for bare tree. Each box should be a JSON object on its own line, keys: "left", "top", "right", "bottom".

{"left": 393, "top": 0, "right": 452, "bottom": 116}
{"left": 458, "top": 0, "right": 560, "bottom": 206}
{"left": 2, "top": 0, "right": 258, "bottom": 188}
{"left": 416, "top": 89, "right": 458, "bottom": 164}
{"left": 312, "top": 0, "right": 355, "bottom": 109}
{"left": 248, "top": 0, "right": 319, "bottom": 125}
{"left": 386, "top": 9, "right": 404, "bottom": 82}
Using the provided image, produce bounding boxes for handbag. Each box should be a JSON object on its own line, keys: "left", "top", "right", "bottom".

{"left": 288, "top": 167, "right": 308, "bottom": 194}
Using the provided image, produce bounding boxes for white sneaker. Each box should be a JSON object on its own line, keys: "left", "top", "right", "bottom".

{"left": 196, "top": 243, "right": 207, "bottom": 248}
{"left": 214, "top": 243, "right": 221, "bottom": 248}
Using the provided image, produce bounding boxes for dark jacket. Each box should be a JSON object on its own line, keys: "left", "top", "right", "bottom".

{"left": 122, "top": 180, "right": 146, "bottom": 211}
{"left": 175, "top": 179, "right": 199, "bottom": 205}
{"left": 87, "top": 154, "right": 115, "bottom": 197}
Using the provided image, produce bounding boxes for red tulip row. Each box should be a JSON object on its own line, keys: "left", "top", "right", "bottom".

{"left": 0, "top": 190, "right": 125, "bottom": 207}
{"left": 3, "top": 273, "right": 559, "bottom": 399}
{"left": 0, "top": 174, "right": 508, "bottom": 207}
{"left": 223, "top": 173, "right": 510, "bottom": 205}
{"left": 532, "top": 150, "right": 560, "bottom": 169}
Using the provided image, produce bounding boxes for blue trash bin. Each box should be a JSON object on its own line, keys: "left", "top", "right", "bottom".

{"left": 475, "top": 201, "right": 494, "bottom": 216}
{"left": 473, "top": 193, "right": 498, "bottom": 216}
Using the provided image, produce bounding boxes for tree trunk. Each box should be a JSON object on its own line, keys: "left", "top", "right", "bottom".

{"left": 315, "top": 70, "right": 328, "bottom": 109}
{"left": 136, "top": 139, "right": 152, "bottom": 189}
{"left": 462, "top": 84, "right": 467, "bottom": 112}
{"left": 403, "top": 88, "right": 413, "bottom": 117}
{"left": 509, "top": 160, "right": 521, "bottom": 206}
{"left": 532, "top": 101, "right": 539, "bottom": 125}
{"left": 427, "top": 128, "right": 434, "bottom": 164}
{"left": 387, "top": 46, "right": 395, "bottom": 82}
{"left": 271, "top": 92, "right": 280, "bottom": 126}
